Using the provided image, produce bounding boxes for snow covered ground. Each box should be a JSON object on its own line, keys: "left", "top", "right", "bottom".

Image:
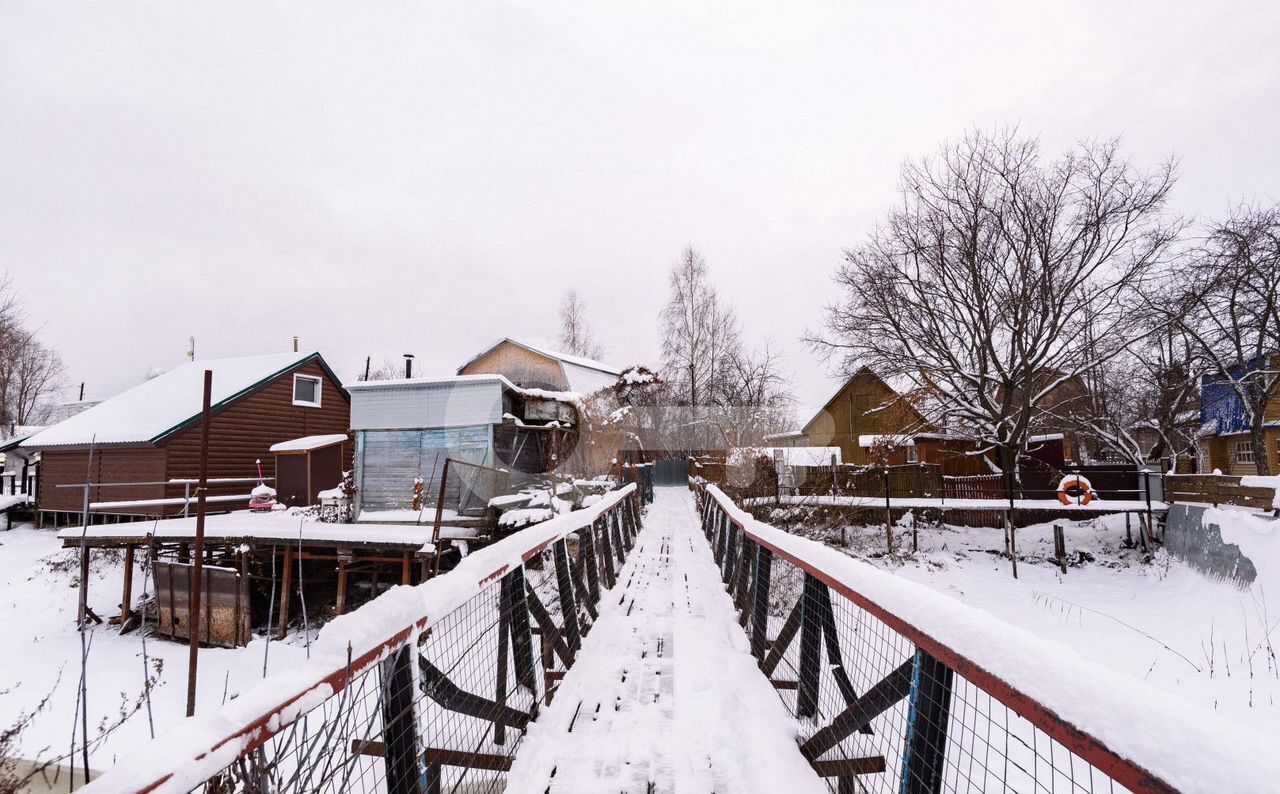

{"left": 760, "top": 504, "right": 1280, "bottom": 738}
{"left": 0, "top": 523, "right": 309, "bottom": 778}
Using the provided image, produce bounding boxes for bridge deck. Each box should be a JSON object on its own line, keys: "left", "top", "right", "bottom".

{"left": 504, "top": 487, "right": 824, "bottom": 794}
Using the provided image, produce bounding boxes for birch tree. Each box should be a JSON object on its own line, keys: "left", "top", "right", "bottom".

{"left": 810, "top": 130, "right": 1180, "bottom": 480}
{"left": 557, "top": 290, "right": 606, "bottom": 360}
{"left": 659, "top": 246, "right": 741, "bottom": 409}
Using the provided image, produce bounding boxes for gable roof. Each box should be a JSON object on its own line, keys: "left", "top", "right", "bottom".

{"left": 22, "top": 352, "right": 341, "bottom": 449}
{"left": 801, "top": 367, "right": 925, "bottom": 435}
{"left": 458, "top": 337, "right": 622, "bottom": 395}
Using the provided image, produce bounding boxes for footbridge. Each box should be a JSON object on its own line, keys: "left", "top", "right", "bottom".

{"left": 82, "top": 485, "right": 1272, "bottom": 794}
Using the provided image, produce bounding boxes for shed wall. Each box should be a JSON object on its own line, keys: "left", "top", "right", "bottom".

{"left": 357, "top": 426, "right": 492, "bottom": 513}
{"left": 350, "top": 381, "right": 506, "bottom": 431}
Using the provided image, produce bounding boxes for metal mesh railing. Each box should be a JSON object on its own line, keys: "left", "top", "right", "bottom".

{"left": 693, "top": 482, "right": 1183, "bottom": 794}
{"left": 83, "top": 484, "right": 645, "bottom": 794}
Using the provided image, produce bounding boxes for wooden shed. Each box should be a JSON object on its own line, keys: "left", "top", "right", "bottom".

{"left": 270, "top": 433, "right": 349, "bottom": 507}
{"left": 22, "top": 352, "right": 350, "bottom": 524}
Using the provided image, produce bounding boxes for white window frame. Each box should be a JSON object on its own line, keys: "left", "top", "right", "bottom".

{"left": 906, "top": 445, "right": 920, "bottom": 463}
{"left": 1235, "top": 440, "right": 1254, "bottom": 464}
{"left": 292, "top": 374, "right": 323, "bottom": 408}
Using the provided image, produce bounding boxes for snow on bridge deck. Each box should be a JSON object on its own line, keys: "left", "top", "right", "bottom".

{"left": 505, "top": 488, "right": 825, "bottom": 794}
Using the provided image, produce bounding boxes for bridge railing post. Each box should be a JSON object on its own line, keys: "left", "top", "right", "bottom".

{"left": 797, "top": 573, "right": 824, "bottom": 718}
{"left": 900, "top": 650, "right": 954, "bottom": 794}
{"left": 379, "top": 645, "right": 422, "bottom": 794}
{"left": 597, "top": 515, "right": 616, "bottom": 589}
{"left": 553, "top": 539, "right": 582, "bottom": 655}
{"left": 749, "top": 545, "right": 772, "bottom": 661}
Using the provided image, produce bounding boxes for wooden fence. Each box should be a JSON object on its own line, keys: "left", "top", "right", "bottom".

{"left": 1164, "top": 474, "right": 1277, "bottom": 511}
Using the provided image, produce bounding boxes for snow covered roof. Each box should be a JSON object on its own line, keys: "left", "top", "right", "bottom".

{"left": 1027, "top": 433, "right": 1065, "bottom": 444}
{"left": 763, "top": 430, "right": 805, "bottom": 441}
{"left": 22, "top": 352, "right": 331, "bottom": 448}
{"left": 269, "top": 433, "right": 348, "bottom": 453}
{"left": 728, "top": 446, "right": 843, "bottom": 467}
{"left": 858, "top": 434, "right": 915, "bottom": 448}
{"left": 347, "top": 373, "right": 520, "bottom": 392}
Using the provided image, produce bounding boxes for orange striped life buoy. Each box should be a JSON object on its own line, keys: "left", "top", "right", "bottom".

{"left": 1057, "top": 475, "right": 1094, "bottom": 506}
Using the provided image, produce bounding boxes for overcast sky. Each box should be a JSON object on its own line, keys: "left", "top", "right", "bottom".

{"left": 3, "top": 1, "right": 1278, "bottom": 419}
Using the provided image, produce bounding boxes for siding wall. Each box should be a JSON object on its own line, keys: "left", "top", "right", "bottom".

{"left": 350, "top": 381, "right": 507, "bottom": 431}
{"left": 1209, "top": 431, "right": 1280, "bottom": 476}
{"left": 356, "top": 426, "right": 492, "bottom": 513}
{"left": 38, "top": 447, "right": 167, "bottom": 514}
{"left": 162, "top": 360, "right": 350, "bottom": 503}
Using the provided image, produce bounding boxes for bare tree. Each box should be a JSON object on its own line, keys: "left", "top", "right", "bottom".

{"left": 1157, "top": 204, "right": 1280, "bottom": 475}
{"left": 557, "top": 290, "right": 606, "bottom": 360}
{"left": 708, "top": 344, "right": 795, "bottom": 447}
{"left": 0, "top": 276, "right": 65, "bottom": 430}
{"left": 809, "top": 130, "right": 1180, "bottom": 481}
{"left": 660, "top": 246, "right": 742, "bottom": 409}
{"left": 1066, "top": 323, "right": 1202, "bottom": 466}
{"left": 362, "top": 356, "right": 410, "bottom": 381}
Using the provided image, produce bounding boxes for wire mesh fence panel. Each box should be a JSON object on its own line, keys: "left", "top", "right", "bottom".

{"left": 82, "top": 485, "right": 643, "bottom": 794}
{"left": 693, "top": 482, "right": 1186, "bottom": 794}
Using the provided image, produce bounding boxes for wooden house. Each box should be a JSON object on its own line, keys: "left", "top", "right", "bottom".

{"left": 458, "top": 338, "right": 622, "bottom": 394}
{"left": 21, "top": 352, "right": 349, "bottom": 524}
{"left": 1199, "top": 355, "right": 1280, "bottom": 476}
{"left": 801, "top": 368, "right": 933, "bottom": 466}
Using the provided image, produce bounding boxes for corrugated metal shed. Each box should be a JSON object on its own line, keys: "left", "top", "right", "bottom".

{"left": 356, "top": 426, "right": 492, "bottom": 512}
{"left": 348, "top": 375, "right": 513, "bottom": 430}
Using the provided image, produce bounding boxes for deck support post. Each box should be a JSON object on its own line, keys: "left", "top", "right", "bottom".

{"left": 335, "top": 554, "right": 349, "bottom": 616}
{"left": 277, "top": 546, "right": 293, "bottom": 639}
{"left": 120, "top": 545, "right": 135, "bottom": 630}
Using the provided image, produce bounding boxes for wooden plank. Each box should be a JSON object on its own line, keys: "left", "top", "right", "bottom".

{"left": 810, "top": 757, "right": 887, "bottom": 777}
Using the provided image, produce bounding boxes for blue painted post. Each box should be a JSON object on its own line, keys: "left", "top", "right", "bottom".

{"left": 900, "top": 649, "right": 954, "bottom": 794}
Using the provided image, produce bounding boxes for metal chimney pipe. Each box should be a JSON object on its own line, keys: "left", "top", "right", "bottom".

{"left": 292, "top": 336, "right": 299, "bottom": 353}
{"left": 404, "top": 353, "right": 415, "bottom": 379}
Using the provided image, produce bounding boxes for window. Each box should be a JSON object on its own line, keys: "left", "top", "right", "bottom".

{"left": 906, "top": 445, "right": 920, "bottom": 463}
{"left": 293, "top": 374, "right": 322, "bottom": 407}
{"left": 1235, "top": 440, "right": 1255, "bottom": 464}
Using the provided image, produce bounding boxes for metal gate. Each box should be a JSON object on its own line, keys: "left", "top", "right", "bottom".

{"left": 653, "top": 457, "right": 689, "bottom": 486}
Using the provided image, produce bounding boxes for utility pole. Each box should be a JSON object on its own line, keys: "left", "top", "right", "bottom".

{"left": 186, "top": 370, "right": 212, "bottom": 717}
